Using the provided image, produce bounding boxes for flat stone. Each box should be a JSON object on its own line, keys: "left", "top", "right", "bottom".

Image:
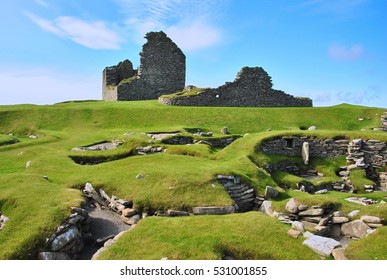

{"left": 303, "top": 234, "right": 341, "bottom": 257}
{"left": 122, "top": 214, "right": 141, "bottom": 225}
{"left": 265, "top": 186, "right": 279, "bottom": 199}
{"left": 167, "top": 210, "right": 190, "bottom": 217}
{"left": 50, "top": 226, "right": 80, "bottom": 252}
{"left": 315, "top": 189, "right": 328, "bottom": 194}
{"left": 84, "top": 182, "right": 107, "bottom": 206}
{"left": 192, "top": 206, "right": 235, "bottom": 215}
{"left": 318, "top": 216, "right": 331, "bottom": 226}
{"left": 291, "top": 221, "right": 305, "bottom": 233}
{"left": 298, "top": 204, "right": 308, "bottom": 211}
{"left": 288, "top": 229, "right": 301, "bottom": 238}
{"left": 122, "top": 208, "right": 137, "bottom": 218}
{"left": 38, "top": 252, "right": 72, "bottom": 260}
{"left": 360, "top": 215, "right": 381, "bottom": 224}
{"left": 299, "top": 208, "right": 324, "bottom": 217}
{"left": 332, "top": 217, "right": 349, "bottom": 224}
{"left": 302, "top": 216, "right": 322, "bottom": 223}
{"left": 341, "top": 220, "right": 371, "bottom": 239}
{"left": 332, "top": 248, "right": 348, "bottom": 260}
{"left": 259, "top": 201, "right": 274, "bottom": 217}
{"left": 348, "top": 210, "right": 360, "bottom": 218}
{"left": 301, "top": 220, "right": 319, "bottom": 229}
{"left": 285, "top": 198, "right": 299, "bottom": 214}
{"left": 367, "top": 223, "right": 383, "bottom": 228}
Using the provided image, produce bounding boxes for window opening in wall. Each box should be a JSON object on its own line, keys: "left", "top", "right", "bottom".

{"left": 284, "top": 138, "right": 295, "bottom": 149}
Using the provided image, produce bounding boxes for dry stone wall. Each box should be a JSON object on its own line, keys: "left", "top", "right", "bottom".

{"left": 159, "top": 67, "right": 312, "bottom": 107}
{"left": 102, "top": 31, "right": 186, "bottom": 101}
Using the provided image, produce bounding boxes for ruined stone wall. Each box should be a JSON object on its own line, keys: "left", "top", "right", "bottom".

{"left": 159, "top": 67, "right": 312, "bottom": 107}
{"left": 261, "top": 137, "right": 387, "bottom": 168}
{"left": 102, "top": 31, "right": 186, "bottom": 101}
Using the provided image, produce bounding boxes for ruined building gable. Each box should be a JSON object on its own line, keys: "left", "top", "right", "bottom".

{"left": 159, "top": 66, "right": 313, "bottom": 107}
{"left": 102, "top": 31, "right": 186, "bottom": 101}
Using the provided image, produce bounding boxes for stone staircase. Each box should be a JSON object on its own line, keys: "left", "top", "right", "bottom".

{"left": 217, "top": 175, "right": 256, "bottom": 212}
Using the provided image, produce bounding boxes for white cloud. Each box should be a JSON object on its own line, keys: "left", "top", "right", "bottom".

{"left": 25, "top": 12, "right": 123, "bottom": 50}
{"left": 0, "top": 68, "right": 100, "bottom": 105}
{"left": 116, "top": 0, "right": 224, "bottom": 51}
{"left": 328, "top": 44, "right": 364, "bottom": 61}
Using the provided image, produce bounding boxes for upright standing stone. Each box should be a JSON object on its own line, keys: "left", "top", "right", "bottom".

{"left": 302, "top": 142, "right": 309, "bottom": 165}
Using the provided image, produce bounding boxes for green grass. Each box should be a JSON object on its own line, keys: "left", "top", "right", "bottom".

{"left": 0, "top": 100, "right": 386, "bottom": 259}
{"left": 98, "top": 212, "right": 319, "bottom": 260}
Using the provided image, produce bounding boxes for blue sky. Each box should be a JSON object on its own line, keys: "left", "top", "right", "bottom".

{"left": 0, "top": 0, "right": 386, "bottom": 107}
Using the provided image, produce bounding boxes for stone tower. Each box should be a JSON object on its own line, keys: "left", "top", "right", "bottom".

{"left": 102, "top": 31, "right": 186, "bottom": 101}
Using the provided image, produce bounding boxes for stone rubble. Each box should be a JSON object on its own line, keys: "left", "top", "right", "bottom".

{"left": 72, "top": 139, "right": 125, "bottom": 151}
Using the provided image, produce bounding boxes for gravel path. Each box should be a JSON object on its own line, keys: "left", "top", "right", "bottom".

{"left": 80, "top": 206, "right": 130, "bottom": 260}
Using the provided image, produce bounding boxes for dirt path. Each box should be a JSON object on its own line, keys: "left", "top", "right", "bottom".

{"left": 80, "top": 206, "right": 130, "bottom": 260}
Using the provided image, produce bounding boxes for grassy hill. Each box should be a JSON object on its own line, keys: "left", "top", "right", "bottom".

{"left": 0, "top": 100, "right": 386, "bottom": 259}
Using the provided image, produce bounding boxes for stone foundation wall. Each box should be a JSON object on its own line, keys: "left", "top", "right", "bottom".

{"left": 261, "top": 137, "right": 387, "bottom": 168}
{"left": 159, "top": 67, "right": 312, "bottom": 107}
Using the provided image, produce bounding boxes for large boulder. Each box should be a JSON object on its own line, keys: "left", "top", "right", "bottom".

{"left": 303, "top": 233, "right": 341, "bottom": 257}
{"left": 341, "top": 220, "right": 372, "bottom": 239}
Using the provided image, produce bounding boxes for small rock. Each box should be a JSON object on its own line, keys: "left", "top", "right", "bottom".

{"left": 43, "top": 176, "right": 49, "bottom": 180}
{"left": 291, "top": 221, "right": 305, "bottom": 233}
{"left": 259, "top": 201, "right": 274, "bottom": 217}
{"left": 288, "top": 229, "right": 301, "bottom": 238}
{"left": 122, "top": 208, "right": 137, "bottom": 218}
{"left": 318, "top": 217, "right": 331, "bottom": 226}
{"left": 348, "top": 210, "right": 360, "bottom": 218}
{"left": 333, "top": 211, "right": 346, "bottom": 217}
{"left": 167, "top": 210, "right": 190, "bottom": 217}
{"left": 136, "top": 174, "right": 144, "bottom": 180}
{"left": 285, "top": 198, "right": 299, "bottom": 214}
{"left": 332, "top": 217, "right": 349, "bottom": 224}
{"left": 367, "top": 223, "right": 383, "bottom": 228}
{"left": 308, "top": 126, "right": 317, "bottom": 131}
{"left": 299, "top": 208, "right": 324, "bottom": 217}
{"left": 332, "top": 248, "right": 347, "bottom": 260}
{"left": 26, "top": 161, "right": 31, "bottom": 168}
{"left": 265, "top": 186, "right": 279, "bottom": 199}
{"left": 221, "top": 127, "right": 229, "bottom": 134}
{"left": 315, "top": 189, "right": 328, "bottom": 194}
{"left": 360, "top": 215, "right": 381, "bottom": 224}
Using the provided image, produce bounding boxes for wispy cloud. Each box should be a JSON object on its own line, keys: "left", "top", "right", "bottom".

{"left": 115, "top": 0, "right": 225, "bottom": 51}
{"left": 328, "top": 43, "right": 364, "bottom": 61}
{"left": 25, "top": 12, "right": 123, "bottom": 50}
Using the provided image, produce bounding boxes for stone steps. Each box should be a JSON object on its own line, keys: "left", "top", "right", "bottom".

{"left": 217, "top": 175, "right": 256, "bottom": 212}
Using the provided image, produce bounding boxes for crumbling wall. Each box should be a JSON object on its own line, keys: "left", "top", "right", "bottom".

{"left": 159, "top": 67, "right": 312, "bottom": 107}
{"left": 102, "top": 31, "right": 186, "bottom": 101}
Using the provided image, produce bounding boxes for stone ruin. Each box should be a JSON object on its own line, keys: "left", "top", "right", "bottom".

{"left": 103, "top": 30, "right": 313, "bottom": 106}
{"left": 102, "top": 31, "right": 186, "bottom": 101}
{"left": 159, "top": 67, "right": 313, "bottom": 107}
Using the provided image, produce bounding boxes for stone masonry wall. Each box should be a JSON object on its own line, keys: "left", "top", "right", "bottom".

{"left": 261, "top": 137, "right": 387, "bottom": 168}
{"left": 159, "top": 67, "right": 312, "bottom": 107}
{"left": 102, "top": 31, "right": 186, "bottom": 101}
